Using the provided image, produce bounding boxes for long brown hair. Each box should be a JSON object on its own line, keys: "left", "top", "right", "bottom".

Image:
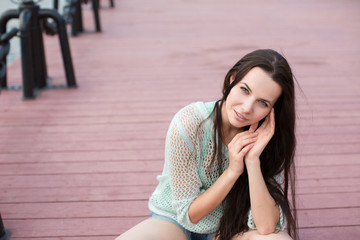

{"left": 213, "top": 49, "right": 298, "bottom": 240}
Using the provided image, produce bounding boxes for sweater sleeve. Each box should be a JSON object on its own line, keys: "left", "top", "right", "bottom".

{"left": 165, "top": 106, "right": 204, "bottom": 228}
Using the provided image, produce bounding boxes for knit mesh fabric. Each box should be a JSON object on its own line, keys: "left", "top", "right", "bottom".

{"left": 148, "top": 101, "right": 284, "bottom": 234}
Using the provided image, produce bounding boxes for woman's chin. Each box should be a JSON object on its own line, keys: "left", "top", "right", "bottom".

{"left": 229, "top": 120, "right": 248, "bottom": 130}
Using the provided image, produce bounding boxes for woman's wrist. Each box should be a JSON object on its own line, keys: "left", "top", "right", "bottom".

{"left": 245, "top": 157, "right": 261, "bottom": 171}
{"left": 224, "top": 168, "right": 241, "bottom": 183}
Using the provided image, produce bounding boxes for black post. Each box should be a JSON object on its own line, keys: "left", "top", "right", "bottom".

{"left": 19, "top": 9, "right": 35, "bottom": 99}
{"left": 54, "top": 0, "right": 59, "bottom": 10}
{"left": 19, "top": 1, "right": 48, "bottom": 89}
{"left": 92, "top": 0, "right": 101, "bottom": 32}
{"left": 0, "top": 43, "right": 10, "bottom": 87}
{"left": 78, "top": 1, "right": 84, "bottom": 32}
{"left": 0, "top": 213, "right": 11, "bottom": 240}
{"left": 110, "top": 0, "right": 114, "bottom": 8}
{"left": 71, "top": 0, "right": 83, "bottom": 36}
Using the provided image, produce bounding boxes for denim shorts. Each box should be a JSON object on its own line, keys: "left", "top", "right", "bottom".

{"left": 150, "top": 212, "right": 215, "bottom": 240}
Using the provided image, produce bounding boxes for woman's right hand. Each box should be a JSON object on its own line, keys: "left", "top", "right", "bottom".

{"left": 227, "top": 126, "right": 258, "bottom": 178}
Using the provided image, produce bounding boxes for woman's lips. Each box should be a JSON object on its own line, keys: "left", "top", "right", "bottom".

{"left": 234, "top": 110, "right": 248, "bottom": 122}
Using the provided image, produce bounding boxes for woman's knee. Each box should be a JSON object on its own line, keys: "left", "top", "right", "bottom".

{"left": 232, "top": 229, "right": 293, "bottom": 240}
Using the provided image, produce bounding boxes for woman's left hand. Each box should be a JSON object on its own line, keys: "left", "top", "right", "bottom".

{"left": 245, "top": 108, "right": 275, "bottom": 164}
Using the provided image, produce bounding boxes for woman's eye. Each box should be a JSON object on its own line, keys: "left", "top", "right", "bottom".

{"left": 241, "top": 87, "right": 249, "bottom": 94}
{"left": 259, "top": 100, "right": 269, "bottom": 107}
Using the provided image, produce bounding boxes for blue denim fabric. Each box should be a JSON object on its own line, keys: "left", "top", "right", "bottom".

{"left": 150, "top": 212, "right": 215, "bottom": 240}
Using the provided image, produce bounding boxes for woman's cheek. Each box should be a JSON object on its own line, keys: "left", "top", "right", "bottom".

{"left": 254, "top": 111, "right": 270, "bottom": 122}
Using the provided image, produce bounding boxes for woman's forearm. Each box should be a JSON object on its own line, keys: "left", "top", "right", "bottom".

{"left": 188, "top": 169, "right": 239, "bottom": 224}
{"left": 246, "top": 159, "right": 280, "bottom": 234}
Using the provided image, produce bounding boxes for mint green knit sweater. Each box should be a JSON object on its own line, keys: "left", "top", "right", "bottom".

{"left": 148, "top": 101, "right": 284, "bottom": 234}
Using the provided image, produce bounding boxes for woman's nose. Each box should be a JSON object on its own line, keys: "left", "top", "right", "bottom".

{"left": 241, "top": 99, "right": 253, "bottom": 113}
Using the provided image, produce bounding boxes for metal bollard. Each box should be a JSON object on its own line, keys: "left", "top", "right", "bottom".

{"left": 63, "top": 0, "right": 101, "bottom": 36}
{"left": 40, "top": 8, "right": 77, "bottom": 88}
{"left": 0, "top": 0, "right": 77, "bottom": 99}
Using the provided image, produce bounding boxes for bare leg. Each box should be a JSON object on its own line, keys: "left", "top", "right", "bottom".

{"left": 231, "top": 229, "right": 293, "bottom": 240}
{"left": 115, "top": 218, "right": 188, "bottom": 240}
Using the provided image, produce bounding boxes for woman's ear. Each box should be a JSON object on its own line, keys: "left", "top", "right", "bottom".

{"left": 230, "top": 75, "right": 235, "bottom": 84}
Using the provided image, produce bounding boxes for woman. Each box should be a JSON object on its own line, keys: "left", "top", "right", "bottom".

{"left": 116, "top": 49, "right": 298, "bottom": 240}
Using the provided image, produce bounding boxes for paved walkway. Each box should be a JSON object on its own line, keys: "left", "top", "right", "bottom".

{"left": 0, "top": 0, "right": 359, "bottom": 239}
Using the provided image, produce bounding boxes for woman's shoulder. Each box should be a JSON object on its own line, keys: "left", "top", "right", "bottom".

{"left": 169, "top": 101, "right": 216, "bottom": 137}
{"left": 175, "top": 101, "right": 216, "bottom": 120}
{"left": 169, "top": 101, "right": 215, "bottom": 146}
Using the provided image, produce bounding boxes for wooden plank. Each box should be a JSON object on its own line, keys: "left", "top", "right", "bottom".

{"left": 0, "top": 130, "right": 359, "bottom": 148}
{"left": 1, "top": 162, "right": 360, "bottom": 183}
{"left": 1, "top": 176, "right": 359, "bottom": 202}
{"left": 2, "top": 217, "right": 145, "bottom": 238}
{"left": 0, "top": 160, "right": 164, "bottom": 175}
{"left": 0, "top": 139, "right": 358, "bottom": 155}
{"left": 296, "top": 192, "right": 360, "bottom": 210}
{"left": 1, "top": 181, "right": 359, "bottom": 205}
{"left": 296, "top": 165, "right": 360, "bottom": 180}
{"left": 298, "top": 208, "right": 360, "bottom": 228}
{"left": 1, "top": 117, "right": 359, "bottom": 133}
{"left": 0, "top": 150, "right": 164, "bottom": 163}
{"left": 297, "top": 185, "right": 360, "bottom": 195}
{"left": 1, "top": 101, "right": 360, "bottom": 117}
{"left": 0, "top": 167, "right": 359, "bottom": 190}
{"left": 0, "top": 109, "right": 359, "bottom": 127}
{"left": 297, "top": 144, "right": 360, "bottom": 156}
{"left": 0, "top": 93, "right": 359, "bottom": 116}
{"left": 0, "top": 169, "right": 359, "bottom": 189}
{"left": 299, "top": 226, "right": 360, "bottom": 240}
{"left": 0, "top": 185, "right": 156, "bottom": 203}
{"left": 0, "top": 139, "right": 166, "bottom": 153}
{"left": 1, "top": 97, "right": 359, "bottom": 112}
{"left": 1, "top": 122, "right": 359, "bottom": 140}
{"left": 0, "top": 201, "right": 150, "bottom": 219}
{"left": 2, "top": 208, "right": 359, "bottom": 238}
{"left": 0, "top": 172, "right": 159, "bottom": 188}
{"left": 0, "top": 151, "right": 359, "bottom": 168}
{"left": 1, "top": 192, "right": 359, "bottom": 220}
{"left": 296, "top": 153, "right": 360, "bottom": 167}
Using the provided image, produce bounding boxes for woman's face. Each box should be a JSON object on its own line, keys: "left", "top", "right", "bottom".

{"left": 223, "top": 67, "right": 282, "bottom": 130}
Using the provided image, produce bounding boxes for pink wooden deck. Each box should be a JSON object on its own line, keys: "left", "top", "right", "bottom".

{"left": 1, "top": 0, "right": 359, "bottom": 239}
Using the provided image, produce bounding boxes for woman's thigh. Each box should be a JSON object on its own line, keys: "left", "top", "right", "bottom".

{"left": 115, "top": 218, "right": 188, "bottom": 240}
{"left": 231, "top": 229, "right": 293, "bottom": 240}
